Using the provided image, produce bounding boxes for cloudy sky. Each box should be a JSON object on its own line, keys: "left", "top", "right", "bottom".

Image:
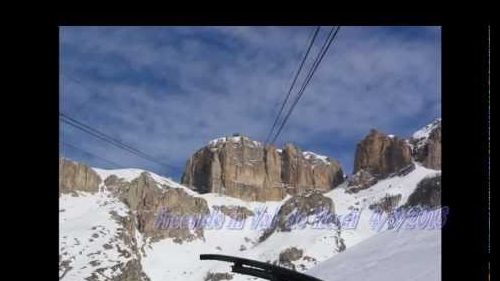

{"left": 59, "top": 26, "right": 441, "bottom": 179}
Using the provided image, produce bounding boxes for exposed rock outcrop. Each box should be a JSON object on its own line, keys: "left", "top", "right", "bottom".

{"left": 109, "top": 260, "right": 151, "bottom": 281}
{"left": 404, "top": 175, "right": 441, "bottom": 209}
{"left": 349, "top": 119, "right": 441, "bottom": 191}
{"left": 97, "top": 209, "right": 150, "bottom": 281}
{"left": 369, "top": 194, "right": 403, "bottom": 213}
{"left": 411, "top": 119, "right": 441, "bottom": 170}
{"left": 281, "top": 145, "right": 344, "bottom": 195}
{"left": 347, "top": 169, "right": 378, "bottom": 193}
{"left": 181, "top": 136, "right": 344, "bottom": 201}
{"left": 259, "top": 190, "right": 336, "bottom": 242}
{"left": 353, "top": 129, "right": 412, "bottom": 179}
{"left": 111, "top": 172, "right": 210, "bottom": 243}
{"left": 278, "top": 247, "right": 304, "bottom": 270}
{"left": 59, "top": 158, "right": 102, "bottom": 194}
{"left": 213, "top": 205, "right": 254, "bottom": 220}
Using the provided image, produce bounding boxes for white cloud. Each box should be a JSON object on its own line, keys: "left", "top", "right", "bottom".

{"left": 60, "top": 26, "right": 440, "bottom": 177}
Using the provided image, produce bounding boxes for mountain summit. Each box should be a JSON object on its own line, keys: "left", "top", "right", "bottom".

{"left": 181, "top": 135, "right": 345, "bottom": 201}
{"left": 59, "top": 120, "right": 442, "bottom": 281}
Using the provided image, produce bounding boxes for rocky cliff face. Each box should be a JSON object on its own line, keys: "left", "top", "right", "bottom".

{"left": 350, "top": 119, "right": 441, "bottom": 191}
{"left": 258, "top": 189, "right": 344, "bottom": 252}
{"left": 59, "top": 160, "right": 210, "bottom": 243}
{"left": 347, "top": 169, "right": 379, "bottom": 192}
{"left": 353, "top": 129, "right": 413, "bottom": 178}
{"left": 281, "top": 145, "right": 345, "bottom": 195}
{"left": 107, "top": 172, "right": 210, "bottom": 243}
{"left": 181, "top": 136, "right": 344, "bottom": 201}
{"left": 353, "top": 119, "right": 442, "bottom": 177}
{"left": 410, "top": 119, "right": 441, "bottom": 170}
{"left": 59, "top": 158, "right": 102, "bottom": 194}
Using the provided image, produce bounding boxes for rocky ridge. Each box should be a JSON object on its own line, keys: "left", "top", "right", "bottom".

{"left": 349, "top": 119, "right": 441, "bottom": 191}
{"left": 59, "top": 119, "right": 442, "bottom": 281}
{"left": 59, "top": 160, "right": 210, "bottom": 281}
{"left": 181, "top": 136, "right": 345, "bottom": 202}
{"left": 59, "top": 158, "right": 102, "bottom": 194}
{"left": 353, "top": 129, "right": 413, "bottom": 178}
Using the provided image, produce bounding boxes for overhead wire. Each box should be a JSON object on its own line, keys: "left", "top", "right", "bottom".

{"left": 61, "top": 141, "right": 124, "bottom": 168}
{"left": 270, "top": 26, "right": 341, "bottom": 144}
{"left": 264, "top": 26, "right": 321, "bottom": 144}
{"left": 60, "top": 113, "right": 180, "bottom": 172}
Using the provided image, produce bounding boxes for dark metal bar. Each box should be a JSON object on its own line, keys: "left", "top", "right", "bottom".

{"left": 200, "top": 254, "right": 324, "bottom": 281}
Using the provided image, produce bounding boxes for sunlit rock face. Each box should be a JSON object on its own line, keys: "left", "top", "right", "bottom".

{"left": 181, "top": 136, "right": 344, "bottom": 201}
{"left": 353, "top": 129, "right": 413, "bottom": 179}
{"left": 59, "top": 158, "right": 102, "bottom": 195}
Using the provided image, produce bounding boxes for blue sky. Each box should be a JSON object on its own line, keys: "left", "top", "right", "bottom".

{"left": 59, "top": 26, "right": 441, "bottom": 180}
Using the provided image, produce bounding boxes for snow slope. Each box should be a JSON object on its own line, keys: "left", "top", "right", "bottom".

{"left": 307, "top": 229, "right": 441, "bottom": 281}
{"left": 323, "top": 164, "right": 440, "bottom": 249}
{"left": 60, "top": 162, "right": 440, "bottom": 281}
{"left": 59, "top": 191, "right": 134, "bottom": 280}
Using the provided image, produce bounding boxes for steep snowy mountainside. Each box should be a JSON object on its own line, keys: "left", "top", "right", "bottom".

{"left": 148, "top": 162, "right": 438, "bottom": 280}
{"left": 59, "top": 191, "right": 148, "bottom": 281}
{"left": 60, "top": 156, "right": 441, "bottom": 281}
{"left": 324, "top": 163, "right": 440, "bottom": 249}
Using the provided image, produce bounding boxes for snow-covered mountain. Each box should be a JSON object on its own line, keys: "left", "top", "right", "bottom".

{"left": 59, "top": 119, "right": 442, "bottom": 281}
{"left": 59, "top": 162, "right": 440, "bottom": 280}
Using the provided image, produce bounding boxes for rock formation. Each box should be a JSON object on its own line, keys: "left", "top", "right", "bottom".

{"left": 368, "top": 194, "right": 403, "bottom": 213}
{"left": 59, "top": 158, "right": 210, "bottom": 243}
{"left": 349, "top": 119, "right": 441, "bottom": 190}
{"left": 278, "top": 247, "right": 304, "bottom": 270}
{"left": 350, "top": 118, "right": 441, "bottom": 190}
{"left": 404, "top": 175, "right": 441, "bottom": 209}
{"left": 181, "top": 136, "right": 344, "bottom": 201}
{"left": 212, "top": 205, "right": 254, "bottom": 221}
{"left": 58, "top": 117, "right": 442, "bottom": 280}
{"left": 59, "top": 158, "right": 102, "bottom": 194}
{"left": 259, "top": 189, "right": 336, "bottom": 242}
{"left": 281, "top": 145, "right": 344, "bottom": 195}
{"left": 347, "top": 169, "right": 378, "bottom": 192}
{"left": 110, "top": 172, "right": 210, "bottom": 243}
{"left": 353, "top": 129, "right": 413, "bottom": 179}
{"left": 411, "top": 119, "right": 441, "bottom": 170}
